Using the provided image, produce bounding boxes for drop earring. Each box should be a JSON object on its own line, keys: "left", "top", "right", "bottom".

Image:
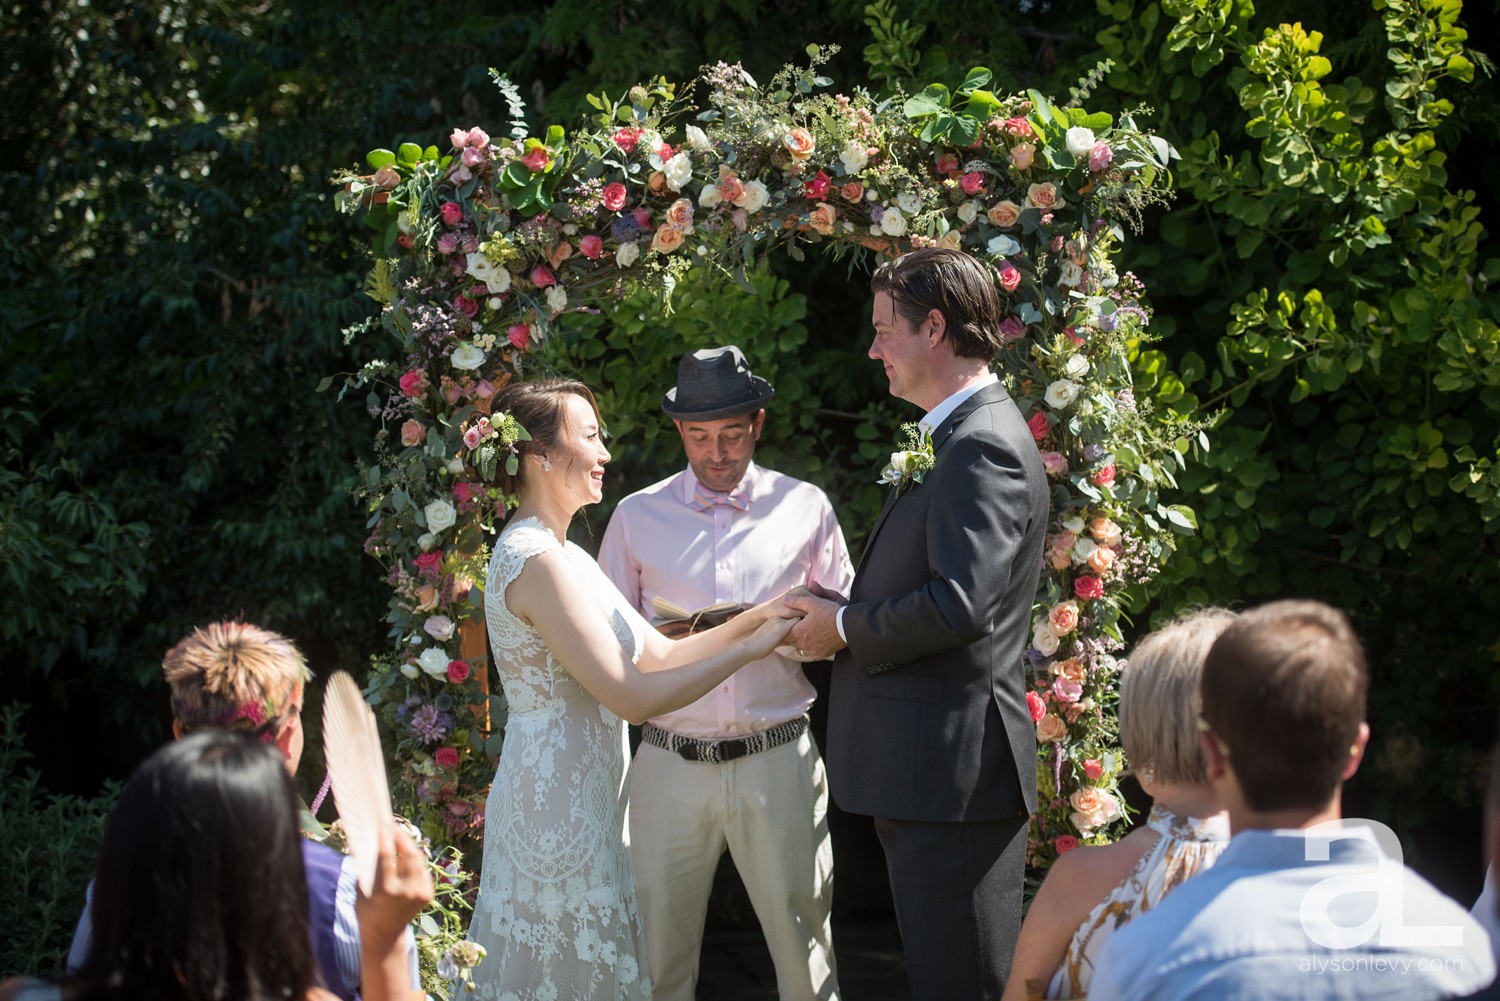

{"left": 542, "top": 458, "right": 553, "bottom": 472}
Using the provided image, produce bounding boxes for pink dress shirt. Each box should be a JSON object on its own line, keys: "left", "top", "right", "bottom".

{"left": 598, "top": 463, "right": 854, "bottom": 739}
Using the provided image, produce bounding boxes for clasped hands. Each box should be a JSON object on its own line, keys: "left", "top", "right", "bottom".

{"left": 741, "top": 582, "right": 848, "bottom": 662}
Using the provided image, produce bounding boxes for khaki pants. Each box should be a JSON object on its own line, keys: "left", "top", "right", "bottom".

{"left": 628, "top": 731, "right": 840, "bottom": 1001}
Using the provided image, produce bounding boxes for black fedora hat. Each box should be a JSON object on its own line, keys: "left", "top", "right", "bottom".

{"left": 661, "top": 345, "right": 775, "bottom": 421}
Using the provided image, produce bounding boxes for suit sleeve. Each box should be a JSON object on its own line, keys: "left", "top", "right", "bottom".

{"left": 597, "top": 506, "right": 641, "bottom": 609}
{"left": 842, "top": 427, "right": 1034, "bottom": 669}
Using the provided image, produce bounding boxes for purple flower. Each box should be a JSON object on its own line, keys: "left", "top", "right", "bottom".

{"left": 1083, "top": 443, "right": 1106, "bottom": 463}
{"left": 408, "top": 704, "right": 452, "bottom": 744}
{"left": 610, "top": 215, "right": 640, "bottom": 242}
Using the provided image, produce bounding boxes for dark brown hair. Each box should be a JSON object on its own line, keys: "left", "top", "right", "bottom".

{"left": 869, "top": 247, "right": 1006, "bottom": 361}
{"left": 487, "top": 378, "right": 602, "bottom": 495}
{"left": 1200, "top": 599, "right": 1368, "bottom": 812}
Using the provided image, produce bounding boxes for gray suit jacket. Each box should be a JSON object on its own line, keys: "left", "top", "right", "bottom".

{"left": 827, "top": 381, "right": 1048, "bottom": 822}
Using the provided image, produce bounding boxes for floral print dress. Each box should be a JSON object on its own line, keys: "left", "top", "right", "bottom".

{"left": 466, "top": 517, "right": 651, "bottom": 1001}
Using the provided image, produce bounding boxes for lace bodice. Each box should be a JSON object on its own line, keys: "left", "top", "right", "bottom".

{"left": 1047, "top": 805, "right": 1231, "bottom": 999}
{"left": 467, "top": 517, "right": 652, "bottom": 1000}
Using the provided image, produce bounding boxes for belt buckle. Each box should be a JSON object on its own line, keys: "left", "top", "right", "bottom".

{"left": 719, "top": 738, "right": 749, "bottom": 762}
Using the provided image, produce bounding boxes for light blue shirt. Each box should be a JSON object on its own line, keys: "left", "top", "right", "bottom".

{"left": 1088, "top": 825, "right": 1495, "bottom": 1001}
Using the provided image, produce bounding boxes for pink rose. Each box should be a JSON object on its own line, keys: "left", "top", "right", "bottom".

{"left": 601, "top": 182, "right": 628, "bottom": 212}
{"left": 453, "top": 481, "right": 474, "bottom": 504}
{"left": 840, "top": 180, "right": 864, "bottom": 203}
{"left": 960, "top": 171, "right": 986, "bottom": 196}
{"left": 782, "top": 127, "right": 815, "bottom": 162}
{"left": 1040, "top": 450, "right": 1068, "bottom": 477}
{"left": 1089, "top": 141, "right": 1113, "bottom": 172}
{"left": 987, "top": 200, "right": 1021, "bottom": 228}
{"left": 529, "top": 264, "right": 556, "bottom": 288}
{"left": 808, "top": 202, "right": 837, "bottom": 236}
{"left": 372, "top": 166, "right": 400, "bottom": 189}
{"left": 436, "top": 232, "right": 458, "bottom": 256}
{"left": 461, "top": 146, "right": 484, "bottom": 169}
{"left": 1092, "top": 463, "right": 1117, "bottom": 487}
{"left": 1074, "top": 575, "right": 1105, "bottom": 601}
{"left": 1083, "top": 758, "right": 1104, "bottom": 781}
{"left": 398, "top": 370, "right": 429, "bottom": 398}
{"left": 439, "top": 201, "right": 464, "bottom": 226}
{"left": 718, "top": 173, "right": 746, "bottom": 204}
{"left": 449, "top": 128, "right": 469, "bottom": 150}
{"left": 1052, "top": 529, "right": 1077, "bottom": 552}
{"left": 650, "top": 225, "right": 685, "bottom": 254}
{"left": 467, "top": 127, "right": 489, "bottom": 148}
{"left": 803, "top": 169, "right": 832, "bottom": 201}
{"left": 1036, "top": 713, "right": 1067, "bottom": 743}
{"left": 631, "top": 207, "right": 652, "bottom": 229}
{"left": 1048, "top": 600, "right": 1079, "bottom": 635}
{"left": 446, "top": 659, "right": 471, "bottom": 684}
{"left": 508, "top": 323, "right": 531, "bottom": 350}
{"left": 1071, "top": 786, "right": 1104, "bottom": 814}
{"left": 579, "top": 234, "right": 603, "bottom": 259}
{"left": 1011, "top": 143, "right": 1036, "bottom": 170}
{"left": 1054, "top": 834, "right": 1080, "bottom": 853}
{"left": 462, "top": 425, "right": 482, "bottom": 449}
{"left": 413, "top": 551, "right": 442, "bottom": 573}
{"left": 611, "top": 127, "right": 642, "bottom": 153}
{"left": 998, "top": 262, "right": 1022, "bottom": 292}
{"left": 999, "top": 316, "right": 1028, "bottom": 342}
{"left": 935, "top": 153, "right": 960, "bottom": 174}
{"left": 664, "top": 198, "right": 694, "bottom": 230}
{"left": 520, "top": 146, "right": 551, "bottom": 173}
{"left": 1027, "top": 690, "right": 1046, "bottom": 723}
{"left": 1026, "top": 182, "right": 1061, "bottom": 210}
{"left": 453, "top": 294, "right": 478, "bottom": 317}
{"left": 473, "top": 379, "right": 496, "bottom": 401}
{"left": 400, "top": 420, "right": 425, "bottom": 447}
{"left": 1003, "top": 116, "right": 1034, "bottom": 138}
{"left": 434, "top": 747, "right": 460, "bottom": 769}
{"left": 396, "top": 233, "right": 414, "bottom": 249}
{"left": 1027, "top": 411, "right": 1049, "bottom": 441}
{"left": 1051, "top": 676, "right": 1082, "bottom": 703}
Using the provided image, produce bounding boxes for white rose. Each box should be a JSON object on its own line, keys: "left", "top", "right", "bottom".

{"left": 424, "top": 615, "right": 456, "bottom": 641}
{"left": 417, "top": 532, "right": 438, "bottom": 552}
{"left": 444, "top": 456, "right": 466, "bottom": 476}
{"left": 417, "top": 646, "right": 450, "bottom": 678}
{"left": 1034, "top": 628, "right": 1061, "bottom": 657}
{"left": 957, "top": 201, "right": 979, "bottom": 225}
{"left": 683, "top": 124, "right": 711, "bottom": 150}
{"left": 450, "top": 342, "right": 486, "bottom": 370}
{"left": 424, "top": 498, "right": 457, "bottom": 533}
{"left": 1074, "top": 537, "right": 1099, "bottom": 563}
{"left": 616, "top": 241, "right": 640, "bottom": 268}
{"left": 987, "top": 234, "right": 1021, "bottom": 257}
{"left": 734, "top": 179, "right": 769, "bottom": 213}
{"left": 698, "top": 185, "right": 723, "bottom": 208}
{"left": 465, "top": 252, "right": 511, "bottom": 293}
{"left": 487, "top": 297, "right": 503, "bottom": 310}
{"left": 897, "top": 190, "right": 922, "bottom": 215}
{"left": 1063, "top": 514, "right": 1086, "bottom": 534}
{"left": 890, "top": 451, "right": 910, "bottom": 474}
{"left": 880, "top": 207, "right": 908, "bottom": 237}
{"left": 1064, "top": 354, "right": 1090, "bottom": 379}
{"left": 1045, "top": 379, "right": 1080, "bottom": 410}
{"left": 663, "top": 151, "right": 694, "bottom": 191}
{"left": 399, "top": 662, "right": 420, "bottom": 680}
{"left": 545, "top": 285, "right": 567, "bottom": 314}
{"left": 1065, "top": 126, "right": 1097, "bottom": 158}
{"left": 1058, "top": 262, "right": 1085, "bottom": 287}
{"left": 839, "top": 141, "right": 868, "bottom": 174}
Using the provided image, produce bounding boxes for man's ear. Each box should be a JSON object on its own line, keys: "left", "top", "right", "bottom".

{"left": 924, "top": 307, "right": 947, "bottom": 344}
{"left": 171, "top": 719, "right": 184, "bottom": 741}
{"left": 750, "top": 410, "right": 766, "bottom": 439}
{"left": 1341, "top": 721, "right": 1371, "bottom": 781}
{"left": 1199, "top": 729, "right": 1230, "bottom": 782}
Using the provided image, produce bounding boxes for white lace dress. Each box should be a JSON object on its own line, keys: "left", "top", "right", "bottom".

{"left": 466, "top": 517, "right": 652, "bottom": 1001}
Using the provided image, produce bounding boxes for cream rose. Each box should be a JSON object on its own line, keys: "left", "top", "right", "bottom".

{"left": 1044, "top": 379, "right": 1080, "bottom": 409}
{"left": 417, "top": 646, "right": 450, "bottom": 678}
{"left": 424, "top": 498, "right": 457, "bottom": 533}
{"left": 698, "top": 185, "right": 724, "bottom": 208}
{"left": 684, "top": 124, "right": 711, "bottom": 150}
{"left": 651, "top": 226, "right": 685, "bottom": 254}
{"left": 616, "top": 241, "right": 640, "bottom": 268}
{"left": 879, "top": 207, "right": 908, "bottom": 237}
{"left": 544, "top": 285, "right": 567, "bottom": 315}
{"left": 734, "top": 180, "right": 769, "bottom": 213}
{"left": 1026, "top": 182, "right": 1063, "bottom": 210}
{"left": 840, "top": 141, "right": 868, "bottom": 174}
{"left": 1065, "top": 126, "right": 1097, "bottom": 158}
{"left": 450, "top": 342, "right": 485, "bottom": 370}
{"left": 1033, "top": 627, "right": 1060, "bottom": 657}
{"left": 663, "top": 152, "right": 693, "bottom": 191}
{"left": 957, "top": 201, "right": 980, "bottom": 225}
{"left": 987, "top": 200, "right": 1022, "bottom": 228}
{"left": 987, "top": 234, "right": 1021, "bottom": 257}
{"left": 1037, "top": 713, "right": 1067, "bottom": 743}
{"left": 1064, "top": 354, "right": 1090, "bottom": 379}
{"left": 896, "top": 190, "right": 922, "bottom": 215}
{"left": 465, "top": 252, "right": 511, "bottom": 292}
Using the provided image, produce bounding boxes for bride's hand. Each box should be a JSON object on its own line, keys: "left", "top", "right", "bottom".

{"left": 747, "top": 613, "right": 801, "bottom": 660}
{"left": 746, "top": 591, "right": 808, "bottom": 626}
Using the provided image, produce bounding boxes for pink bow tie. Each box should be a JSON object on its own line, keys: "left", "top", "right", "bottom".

{"left": 689, "top": 484, "right": 750, "bottom": 512}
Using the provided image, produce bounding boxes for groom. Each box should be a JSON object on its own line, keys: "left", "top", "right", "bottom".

{"left": 788, "top": 248, "right": 1049, "bottom": 999}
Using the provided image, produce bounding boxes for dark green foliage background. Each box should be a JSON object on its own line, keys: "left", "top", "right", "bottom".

{"left": 2, "top": 0, "right": 1497, "bottom": 959}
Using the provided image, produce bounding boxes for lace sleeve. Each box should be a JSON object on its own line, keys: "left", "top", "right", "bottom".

{"left": 484, "top": 519, "right": 562, "bottom": 654}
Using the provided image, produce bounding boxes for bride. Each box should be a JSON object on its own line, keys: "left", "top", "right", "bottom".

{"left": 465, "top": 378, "right": 802, "bottom": 1000}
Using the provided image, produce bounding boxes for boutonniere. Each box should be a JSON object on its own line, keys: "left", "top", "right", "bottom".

{"left": 877, "top": 422, "right": 935, "bottom": 495}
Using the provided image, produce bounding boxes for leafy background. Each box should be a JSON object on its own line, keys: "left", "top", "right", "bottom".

{"left": 3, "top": 0, "right": 1497, "bottom": 969}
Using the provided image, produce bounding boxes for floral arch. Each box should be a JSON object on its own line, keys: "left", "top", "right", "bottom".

{"left": 333, "top": 48, "right": 1197, "bottom": 872}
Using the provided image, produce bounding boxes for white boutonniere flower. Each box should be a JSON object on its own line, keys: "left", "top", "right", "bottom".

{"left": 877, "top": 423, "right": 935, "bottom": 495}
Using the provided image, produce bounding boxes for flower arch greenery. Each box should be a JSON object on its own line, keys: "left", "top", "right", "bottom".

{"left": 333, "top": 46, "right": 1202, "bottom": 870}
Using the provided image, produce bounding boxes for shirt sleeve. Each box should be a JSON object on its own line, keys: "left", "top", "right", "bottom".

{"left": 809, "top": 492, "right": 855, "bottom": 596}
{"left": 335, "top": 854, "right": 423, "bottom": 994}
{"left": 65, "top": 879, "right": 95, "bottom": 972}
{"left": 597, "top": 505, "right": 640, "bottom": 608}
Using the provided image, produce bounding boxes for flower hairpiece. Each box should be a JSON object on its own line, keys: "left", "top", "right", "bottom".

{"left": 462, "top": 412, "right": 530, "bottom": 481}
{"left": 878, "top": 422, "right": 935, "bottom": 495}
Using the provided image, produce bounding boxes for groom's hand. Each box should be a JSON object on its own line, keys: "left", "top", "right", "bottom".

{"left": 784, "top": 590, "right": 848, "bottom": 660}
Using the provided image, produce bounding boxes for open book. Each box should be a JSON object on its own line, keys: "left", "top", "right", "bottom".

{"left": 650, "top": 595, "right": 747, "bottom": 638}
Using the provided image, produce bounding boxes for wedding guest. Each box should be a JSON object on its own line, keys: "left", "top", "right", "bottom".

{"left": 0, "top": 731, "right": 430, "bottom": 1001}
{"left": 1088, "top": 599, "right": 1494, "bottom": 1000}
{"left": 787, "top": 247, "right": 1050, "bottom": 998}
{"left": 1002, "top": 608, "right": 1235, "bottom": 1000}
{"left": 65, "top": 622, "right": 415, "bottom": 1000}
{"left": 599, "top": 345, "right": 852, "bottom": 1001}
{"left": 462, "top": 378, "right": 803, "bottom": 999}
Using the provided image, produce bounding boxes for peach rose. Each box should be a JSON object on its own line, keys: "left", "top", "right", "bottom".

{"left": 1011, "top": 142, "right": 1036, "bottom": 169}
{"left": 1048, "top": 600, "right": 1079, "bottom": 636}
{"left": 414, "top": 585, "right": 439, "bottom": 612}
{"left": 1089, "top": 517, "right": 1123, "bottom": 547}
{"left": 1070, "top": 786, "right": 1104, "bottom": 814}
{"left": 400, "top": 419, "right": 425, "bottom": 448}
{"left": 840, "top": 180, "right": 864, "bottom": 203}
{"left": 1036, "top": 714, "right": 1067, "bottom": 743}
{"left": 650, "top": 225, "right": 685, "bottom": 254}
{"left": 1025, "top": 182, "right": 1062, "bottom": 210}
{"left": 1049, "top": 548, "right": 1073, "bottom": 571}
{"left": 808, "top": 202, "right": 837, "bottom": 236}
{"left": 783, "top": 126, "right": 816, "bottom": 162}
{"left": 718, "top": 172, "right": 746, "bottom": 204}
{"left": 1055, "top": 658, "right": 1086, "bottom": 683}
{"left": 987, "top": 200, "right": 1021, "bottom": 228}
{"left": 664, "top": 197, "right": 695, "bottom": 231}
{"left": 1086, "top": 546, "right": 1116, "bottom": 575}
{"left": 647, "top": 170, "right": 668, "bottom": 193}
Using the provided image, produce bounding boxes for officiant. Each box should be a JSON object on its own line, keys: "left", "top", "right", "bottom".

{"left": 599, "top": 345, "right": 853, "bottom": 1001}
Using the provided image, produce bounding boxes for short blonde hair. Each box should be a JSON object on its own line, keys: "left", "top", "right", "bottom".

{"left": 163, "top": 622, "right": 310, "bottom": 738}
{"left": 1119, "top": 608, "right": 1237, "bottom": 785}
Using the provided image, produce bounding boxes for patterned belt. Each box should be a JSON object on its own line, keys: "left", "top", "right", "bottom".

{"left": 640, "top": 715, "right": 809, "bottom": 764}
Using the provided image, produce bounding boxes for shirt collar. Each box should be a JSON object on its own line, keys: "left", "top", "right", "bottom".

{"left": 919, "top": 372, "right": 999, "bottom": 437}
{"left": 681, "top": 462, "right": 759, "bottom": 508}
